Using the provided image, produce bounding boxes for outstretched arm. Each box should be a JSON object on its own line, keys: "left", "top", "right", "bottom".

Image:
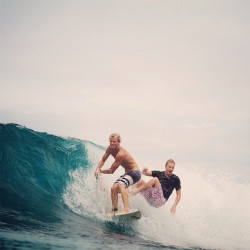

{"left": 100, "top": 154, "right": 123, "bottom": 174}
{"left": 94, "top": 151, "right": 110, "bottom": 177}
{"left": 170, "top": 188, "right": 181, "bottom": 214}
{"left": 142, "top": 167, "right": 153, "bottom": 176}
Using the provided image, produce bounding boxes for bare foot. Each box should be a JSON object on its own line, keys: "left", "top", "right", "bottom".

{"left": 106, "top": 208, "right": 118, "bottom": 214}
{"left": 122, "top": 208, "right": 129, "bottom": 213}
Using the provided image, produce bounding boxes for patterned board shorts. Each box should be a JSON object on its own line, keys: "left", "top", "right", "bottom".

{"left": 140, "top": 185, "right": 166, "bottom": 208}
{"left": 114, "top": 170, "right": 141, "bottom": 188}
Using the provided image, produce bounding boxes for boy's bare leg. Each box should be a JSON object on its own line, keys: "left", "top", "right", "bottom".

{"left": 119, "top": 184, "right": 129, "bottom": 212}
{"left": 127, "top": 179, "right": 145, "bottom": 192}
{"left": 128, "top": 179, "right": 147, "bottom": 195}
{"left": 131, "top": 177, "right": 160, "bottom": 195}
{"left": 111, "top": 184, "right": 119, "bottom": 210}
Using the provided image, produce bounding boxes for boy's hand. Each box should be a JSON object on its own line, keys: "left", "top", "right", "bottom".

{"left": 94, "top": 168, "right": 101, "bottom": 178}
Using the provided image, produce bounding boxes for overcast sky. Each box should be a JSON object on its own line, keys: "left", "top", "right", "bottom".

{"left": 1, "top": 0, "right": 249, "bottom": 171}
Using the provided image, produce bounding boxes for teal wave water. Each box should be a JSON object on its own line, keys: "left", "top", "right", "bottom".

{"left": 1, "top": 123, "right": 249, "bottom": 250}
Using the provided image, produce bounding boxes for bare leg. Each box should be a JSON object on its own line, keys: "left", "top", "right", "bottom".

{"left": 119, "top": 184, "right": 129, "bottom": 212}
{"left": 129, "top": 179, "right": 145, "bottom": 190}
{"left": 128, "top": 179, "right": 146, "bottom": 195}
{"left": 111, "top": 183, "right": 119, "bottom": 210}
{"left": 131, "top": 177, "right": 160, "bottom": 195}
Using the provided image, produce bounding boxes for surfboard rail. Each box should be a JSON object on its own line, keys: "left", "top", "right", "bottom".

{"left": 105, "top": 208, "right": 141, "bottom": 219}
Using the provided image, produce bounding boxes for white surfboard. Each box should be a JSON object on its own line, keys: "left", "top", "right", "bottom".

{"left": 105, "top": 208, "right": 141, "bottom": 220}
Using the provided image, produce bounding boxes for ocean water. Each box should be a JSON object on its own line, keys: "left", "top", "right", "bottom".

{"left": 0, "top": 123, "right": 249, "bottom": 250}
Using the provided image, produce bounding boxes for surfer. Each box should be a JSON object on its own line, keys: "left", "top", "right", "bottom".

{"left": 94, "top": 133, "right": 141, "bottom": 212}
{"left": 128, "top": 159, "right": 181, "bottom": 214}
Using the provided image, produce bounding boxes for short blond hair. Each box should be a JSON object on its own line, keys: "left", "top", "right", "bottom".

{"left": 165, "top": 159, "right": 175, "bottom": 166}
{"left": 109, "top": 133, "right": 121, "bottom": 142}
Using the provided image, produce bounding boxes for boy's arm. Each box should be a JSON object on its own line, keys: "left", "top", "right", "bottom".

{"left": 100, "top": 157, "right": 121, "bottom": 174}
{"left": 94, "top": 150, "right": 110, "bottom": 177}
{"left": 170, "top": 188, "right": 181, "bottom": 214}
{"left": 100, "top": 152, "right": 123, "bottom": 174}
{"left": 142, "top": 167, "right": 153, "bottom": 176}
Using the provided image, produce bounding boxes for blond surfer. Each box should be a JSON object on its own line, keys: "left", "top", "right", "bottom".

{"left": 94, "top": 133, "right": 141, "bottom": 212}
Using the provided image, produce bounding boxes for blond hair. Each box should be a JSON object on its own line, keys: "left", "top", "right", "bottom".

{"left": 165, "top": 159, "right": 175, "bottom": 166}
{"left": 109, "top": 133, "right": 121, "bottom": 142}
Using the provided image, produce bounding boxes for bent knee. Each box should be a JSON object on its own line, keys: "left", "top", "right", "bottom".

{"left": 152, "top": 177, "right": 160, "bottom": 185}
{"left": 118, "top": 183, "right": 126, "bottom": 190}
{"left": 111, "top": 183, "right": 119, "bottom": 192}
{"left": 137, "top": 179, "right": 145, "bottom": 186}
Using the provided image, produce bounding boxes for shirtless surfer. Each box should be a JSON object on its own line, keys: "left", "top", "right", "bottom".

{"left": 94, "top": 133, "right": 141, "bottom": 212}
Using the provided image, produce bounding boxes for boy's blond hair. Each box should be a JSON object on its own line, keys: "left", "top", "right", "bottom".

{"left": 109, "top": 133, "right": 121, "bottom": 142}
{"left": 165, "top": 159, "right": 175, "bottom": 166}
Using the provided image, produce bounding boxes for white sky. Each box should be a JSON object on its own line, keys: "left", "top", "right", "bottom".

{"left": 1, "top": 0, "right": 250, "bottom": 171}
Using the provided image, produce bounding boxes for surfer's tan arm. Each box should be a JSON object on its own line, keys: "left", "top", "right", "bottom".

{"left": 94, "top": 151, "right": 110, "bottom": 177}
{"left": 100, "top": 154, "right": 122, "bottom": 174}
{"left": 170, "top": 188, "right": 181, "bottom": 214}
{"left": 97, "top": 160, "right": 105, "bottom": 169}
{"left": 142, "top": 167, "right": 152, "bottom": 176}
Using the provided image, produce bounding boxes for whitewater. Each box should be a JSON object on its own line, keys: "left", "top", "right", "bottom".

{"left": 0, "top": 123, "right": 249, "bottom": 250}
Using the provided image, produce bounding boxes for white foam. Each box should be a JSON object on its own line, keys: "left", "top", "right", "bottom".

{"left": 63, "top": 145, "right": 250, "bottom": 249}
{"left": 132, "top": 165, "right": 250, "bottom": 249}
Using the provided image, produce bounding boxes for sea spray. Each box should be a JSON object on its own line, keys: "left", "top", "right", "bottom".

{"left": 132, "top": 166, "right": 250, "bottom": 250}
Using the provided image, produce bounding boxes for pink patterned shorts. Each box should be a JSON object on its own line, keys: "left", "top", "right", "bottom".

{"left": 140, "top": 185, "right": 166, "bottom": 208}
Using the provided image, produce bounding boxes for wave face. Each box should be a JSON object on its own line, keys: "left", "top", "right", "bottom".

{"left": 0, "top": 124, "right": 89, "bottom": 219}
{"left": 0, "top": 123, "right": 95, "bottom": 226}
